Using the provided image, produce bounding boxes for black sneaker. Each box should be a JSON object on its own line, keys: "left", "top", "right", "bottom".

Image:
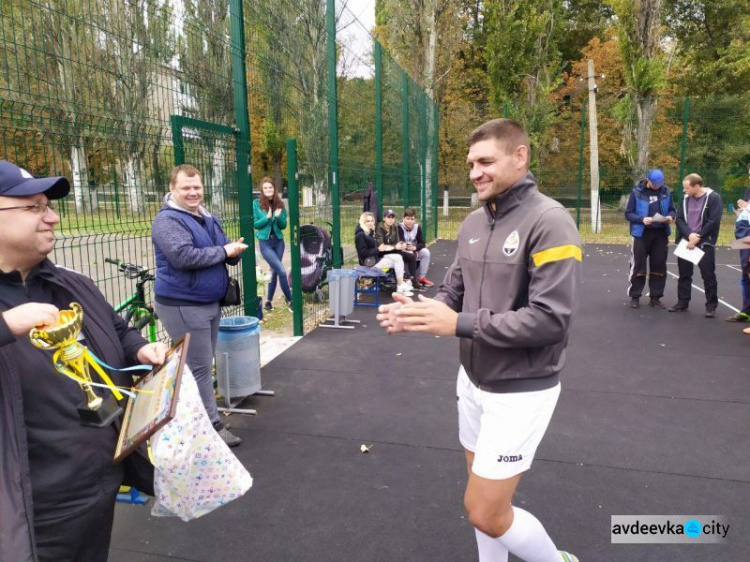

{"left": 705, "top": 308, "right": 717, "bottom": 318}
{"left": 629, "top": 297, "right": 640, "bottom": 308}
{"left": 649, "top": 298, "right": 666, "bottom": 310}
{"left": 668, "top": 301, "right": 689, "bottom": 312}
{"left": 264, "top": 301, "right": 274, "bottom": 312}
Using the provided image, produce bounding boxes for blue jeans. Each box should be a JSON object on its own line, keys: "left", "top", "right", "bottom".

{"left": 259, "top": 237, "right": 293, "bottom": 303}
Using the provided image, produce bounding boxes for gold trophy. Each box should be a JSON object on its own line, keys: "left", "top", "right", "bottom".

{"left": 30, "top": 302, "right": 123, "bottom": 427}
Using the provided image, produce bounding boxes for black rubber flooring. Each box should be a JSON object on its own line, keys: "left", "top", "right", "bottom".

{"left": 110, "top": 240, "right": 750, "bottom": 562}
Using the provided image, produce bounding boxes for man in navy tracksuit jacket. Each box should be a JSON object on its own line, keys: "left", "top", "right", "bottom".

{"left": 624, "top": 168, "right": 676, "bottom": 309}
{"left": 727, "top": 163, "right": 750, "bottom": 322}
{"left": 670, "top": 173, "right": 723, "bottom": 316}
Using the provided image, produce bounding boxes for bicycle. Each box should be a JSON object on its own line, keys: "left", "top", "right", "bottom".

{"left": 106, "top": 258, "right": 159, "bottom": 505}
{"left": 106, "top": 258, "right": 158, "bottom": 343}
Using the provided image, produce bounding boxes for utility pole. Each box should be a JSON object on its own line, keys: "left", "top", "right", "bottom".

{"left": 587, "top": 59, "right": 601, "bottom": 233}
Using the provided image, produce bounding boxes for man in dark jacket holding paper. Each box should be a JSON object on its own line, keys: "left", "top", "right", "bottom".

{"left": 0, "top": 161, "right": 167, "bottom": 562}
{"left": 670, "top": 173, "right": 723, "bottom": 317}
{"left": 624, "top": 168, "right": 675, "bottom": 309}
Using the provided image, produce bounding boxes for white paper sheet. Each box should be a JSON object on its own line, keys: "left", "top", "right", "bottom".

{"left": 674, "top": 239, "right": 704, "bottom": 265}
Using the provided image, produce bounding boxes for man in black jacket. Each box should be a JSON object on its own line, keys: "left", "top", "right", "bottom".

{"left": 0, "top": 161, "right": 167, "bottom": 561}
{"left": 670, "top": 173, "right": 724, "bottom": 317}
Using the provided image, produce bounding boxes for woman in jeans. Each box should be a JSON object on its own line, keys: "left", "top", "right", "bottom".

{"left": 253, "top": 177, "right": 293, "bottom": 310}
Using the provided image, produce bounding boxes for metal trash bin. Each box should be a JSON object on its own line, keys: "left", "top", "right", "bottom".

{"left": 329, "top": 269, "right": 358, "bottom": 318}
{"left": 216, "top": 316, "right": 261, "bottom": 400}
{"left": 321, "top": 269, "right": 359, "bottom": 329}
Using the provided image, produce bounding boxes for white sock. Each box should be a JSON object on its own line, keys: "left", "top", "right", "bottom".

{"left": 475, "top": 528, "right": 509, "bottom": 562}
{"left": 495, "top": 506, "right": 560, "bottom": 562}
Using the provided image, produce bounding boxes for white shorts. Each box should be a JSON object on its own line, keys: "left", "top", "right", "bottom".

{"left": 457, "top": 366, "right": 561, "bottom": 480}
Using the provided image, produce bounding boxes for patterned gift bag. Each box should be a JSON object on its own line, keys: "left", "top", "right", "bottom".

{"left": 150, "top": 366, "right": 253, "bottom": 521}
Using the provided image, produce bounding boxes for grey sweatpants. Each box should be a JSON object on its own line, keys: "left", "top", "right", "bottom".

{"left": 154, "top": 301, "right": 222, "bottom": 426}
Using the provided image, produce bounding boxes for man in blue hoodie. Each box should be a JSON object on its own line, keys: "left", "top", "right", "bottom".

{"left": 151, "top": 164, "right": 248, "bottom": 446}
{"left": 624, "top": 168, "right": 676, "bottom": 309}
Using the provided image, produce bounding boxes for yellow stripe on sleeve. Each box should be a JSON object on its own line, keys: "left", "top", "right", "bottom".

{"left": 532, "top": 244, "right": 582, "bottom": 267}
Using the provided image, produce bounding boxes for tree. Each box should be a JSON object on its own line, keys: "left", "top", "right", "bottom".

{"left": 484, "top": 0, "right": 565, "bottom": 165}
{"left": 372, "top": 0, "right": 459, "bottom": 218}
{"left": 665, "top": 0, "right": 750, "bottom": 95}
{"left": 178, "top": 0, "right": 234, "bottom": 215}
{"left": 608, "top": 0, "right": 667, "bottom": 178}
{"left": 101, "top": 0, "right": 174, "bottom": 214}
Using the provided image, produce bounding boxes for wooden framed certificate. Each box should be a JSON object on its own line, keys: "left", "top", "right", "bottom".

{"left": 113, "top": 334, "right": 190, "bottom": 463}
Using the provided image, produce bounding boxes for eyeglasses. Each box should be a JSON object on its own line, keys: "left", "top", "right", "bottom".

{"left": 0, "top": 202, "right": 56, "bottom": 215}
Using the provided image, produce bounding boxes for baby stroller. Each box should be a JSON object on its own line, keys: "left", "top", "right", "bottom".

{"left": 292, "top": 223, "right": 333, "bottom": 302}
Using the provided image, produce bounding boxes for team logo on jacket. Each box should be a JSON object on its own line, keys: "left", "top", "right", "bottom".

{"left": 502, "top": 230, "right": 520, "bottom": 257}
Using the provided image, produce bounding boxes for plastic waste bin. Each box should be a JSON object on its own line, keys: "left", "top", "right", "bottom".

{"left": 216, "top": 316, "right": 261, "bottom": 400}
{"left": 328, "top": 269, "right": 358, "bottom": 318}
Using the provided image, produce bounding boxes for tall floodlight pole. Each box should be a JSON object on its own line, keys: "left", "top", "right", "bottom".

{"left": 587, "top": 60, "right": 601, "bottom": 233}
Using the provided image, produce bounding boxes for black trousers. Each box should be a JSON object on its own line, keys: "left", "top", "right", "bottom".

{"left": 398, "top": 251, "right": 418, "bottom": 280}
{"left": 677, "top": 244, "right": 718, "bottom": 309}
{"left": 628, "top": 229, "right": 668, "bottom": 298}
{"left": 35, "top": 488, "right": 118, "bottom": 562}
{"left": 740, "top": 250, "right": 750, "bottom": 312}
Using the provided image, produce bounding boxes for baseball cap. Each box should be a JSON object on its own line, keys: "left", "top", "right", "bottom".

{"left": 0, "top": 161, "right": 70, "bottom": 200}
{"left": 385, "top": 209, "right": 395, "bottom": 217}
{"left": 647, "top": 168, "right": 665, "bottom": 188}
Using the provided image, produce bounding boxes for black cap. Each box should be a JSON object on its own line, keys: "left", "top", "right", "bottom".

{"left": 0, "top": 161, "right": 70, "bottom": 200}
{"left": 385, "top": 208, "right": 395, "bottom": 217}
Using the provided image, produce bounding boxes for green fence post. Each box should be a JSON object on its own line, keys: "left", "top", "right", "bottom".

{"left": 433, "top": 101, "right": 439, "bottom": 241}
{"left": 678, "top": 96, "right": 690, "bottom": 200}
{"left": 402, "top": 71, "right": 410, "bottom": 208}
{"left": 504, "top": 102, "right": 509, "bottom": 119}
{"left": 374, "top": 42, "right": 384, "bottom": 221}
{"left": 420, "top": 91, "right": 427, "bottom": 218}
{"left": 286, "top": 138, "right": 303, "bottom": 336}
{"left": 576, "top": 99, "right": 586, "bottom": 229}
{"left": 229, "top": 0, "right": 257, "bottom": 315}
{"left": 112, "top": 166, "right": 120, "bottom": 220}
{"left": 170, "top": 116, "right": 185, "bottom": 165}
{"left": 326, "top": 0, "right": 341, "bottom": 267}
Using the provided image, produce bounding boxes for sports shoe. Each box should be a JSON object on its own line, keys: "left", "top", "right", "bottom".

{"left": 396, "top": 283, "right": 414, "bottom": 297}
{"left": 668, "top": 301, "right": 689, "bottom": 312}
{"left": 726, "top": 311, "right": 750, "bottom": 322}
{"left": 705, "top": 307, "right": 716, "bottom": 318}
{"left": 629, "top": 297, "right": 640, "bottom": 309}
{"left": 264, "top": 301, "right": 273, "bottom": 312}
{"left": 649, "top": 298, "right": 666, "bottom": 310}
{"left": 559, "top": 552, "right": 580, "bottom": 562}
{"left": 419, "top": 276, "right": 435, "bottom": 287}
{"left": 217, "top": 426, "right": 242, "bottom": 447}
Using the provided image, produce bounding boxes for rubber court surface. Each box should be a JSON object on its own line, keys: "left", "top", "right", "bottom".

{"left": 111, "top": 240, "right": 749, "bottom": 562}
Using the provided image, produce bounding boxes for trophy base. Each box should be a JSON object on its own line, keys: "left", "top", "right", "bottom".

{"left": 78, "top": 395, "right": 123, "bottom": 428}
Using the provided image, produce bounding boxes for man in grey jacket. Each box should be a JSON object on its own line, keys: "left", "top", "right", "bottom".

{"left": 377, "top": 119, "right": 581, "bottom": 562}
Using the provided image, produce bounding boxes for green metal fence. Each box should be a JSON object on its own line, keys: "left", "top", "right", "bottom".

{"left": 0, "top": 0, "right": 438, "bottom": 336}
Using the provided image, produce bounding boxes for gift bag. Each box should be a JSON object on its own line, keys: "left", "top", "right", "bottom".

{"left": 150, "top": 366, "right": 253, "bottom": 521}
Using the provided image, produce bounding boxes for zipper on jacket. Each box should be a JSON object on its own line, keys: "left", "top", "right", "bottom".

{"left": 471, "top": 217, "right": 495, "bottom": 382}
